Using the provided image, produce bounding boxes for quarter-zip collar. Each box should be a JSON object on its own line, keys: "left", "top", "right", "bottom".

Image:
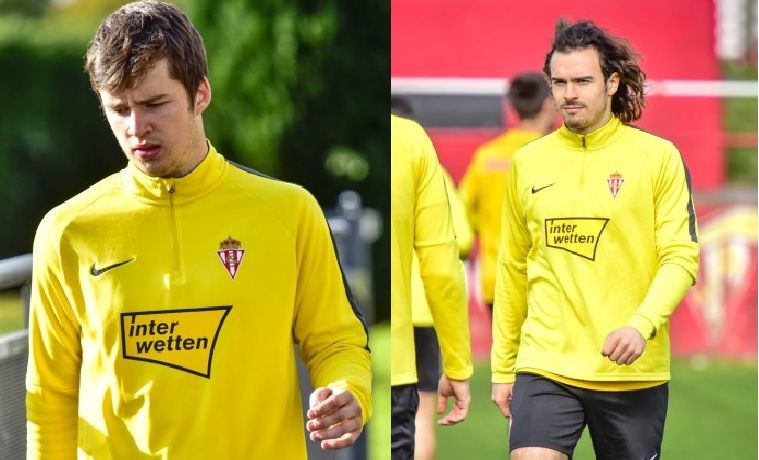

{"left": 557, "top": 115, "right": 623, "bottom": 151}
{"left": 120, "top": 141, "right": 227, "bottom": 205}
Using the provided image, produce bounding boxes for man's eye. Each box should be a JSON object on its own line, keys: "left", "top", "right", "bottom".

{"left": 114, "top": 107, "right": 130, "bottom": 116}
{"left": 147, "top": 102, "right": 165, "bottom": 109}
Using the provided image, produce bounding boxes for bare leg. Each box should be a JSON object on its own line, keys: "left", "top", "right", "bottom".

{"left": 413, "top": 391, "right": 437, "bottom": 460}
{"left": 511, "top": 447, "right": 569, "bottom": 460}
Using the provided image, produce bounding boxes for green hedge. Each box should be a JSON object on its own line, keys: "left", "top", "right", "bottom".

{"left": 0, "top": 41, "right": 125, "bottom": 260}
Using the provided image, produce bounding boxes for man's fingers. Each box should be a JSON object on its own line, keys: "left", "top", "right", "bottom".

{"left": 309, "top": 417, "right": 362, "bottom": 445}
{"left": 493, "top": 398, "right": 511, "bottom": 418}
{"left": 491, "top": 384, "right": 513, "bottom": 418}
{"left": 308, "top": 387, "right": 332, "bottom": 414}
{"left": 601, "top": 337, "right": 617, "bottom": 356}
{"left": 603, "top": 327, "right": 646, "bottom": 365}
{"left": 319, "top": 429, "right": 361, "bottom": 450}
{"left": 620, "top": 348, "right": 642, "bottom": 365}
{"left": 438, "top": 400, "right": 468, "bottom": 425}
{"left": 436, "top": 393, "right": 448, "bottom": 415}
{"left": 307, "top": 389, "right": 363, "bottom": 449}
{"left": 306, "top": 402, "right": 361, "bottom": 432}
{"left": 601, "top": 336, "right": 616, "bottom": 357}
{"left": 606, "top": 341, "right": 640, "bottom": 365}
{"left": 308, "top": 389, "right": 352, "bottom": 419}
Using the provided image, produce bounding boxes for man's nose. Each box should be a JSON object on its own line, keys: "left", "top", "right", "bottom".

{"left": 127, "top": 110, "right": 151, "bottom": 137}
{"left": 565, "top": 82, "right": 578, "bottom": 100}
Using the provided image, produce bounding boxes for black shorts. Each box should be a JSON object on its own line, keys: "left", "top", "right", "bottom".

{"left": 391, "top": 384, "right": 420, "bottom": 460}
{"left": 509, "top": 373, "right": 668, "bottom": 460}
{"left": 413, "top": 326, "right": 440, "bottom": 392}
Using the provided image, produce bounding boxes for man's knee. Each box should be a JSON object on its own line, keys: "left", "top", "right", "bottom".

{"left": 511, "top": 447, "right": 569, "bottom": 460}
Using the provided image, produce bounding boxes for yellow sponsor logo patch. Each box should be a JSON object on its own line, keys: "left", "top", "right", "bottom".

{"left": 120, "top": 306, "right": 232, "bottom": 378}
{"left": 545, "top": 218, "right": 609, "bottom": 260}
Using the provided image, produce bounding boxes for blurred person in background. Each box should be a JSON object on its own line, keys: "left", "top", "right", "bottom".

{"left": 410, "top": 169, "right": 472, "bottom": 460}
{"left": 391, "top": 113, "right": 473, "bottom": 460}
{"left": 491, "top": 19, "right": 699, "bottom": 460}
{"left": 459, "top": 72, "right": 555, "bottom": 311}
{"left": 26, "top": 2, "right": 371, "bottom": 458}
{"left": 392, "top": 96, "right": 475, "bottom": 460}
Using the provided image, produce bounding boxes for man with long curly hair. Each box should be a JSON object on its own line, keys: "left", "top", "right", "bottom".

{"left": 491, "top": 19, "right": 699, "bottom": 460}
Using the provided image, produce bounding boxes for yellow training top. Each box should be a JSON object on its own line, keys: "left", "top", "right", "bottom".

{"left": 411, "top": 167, "right": 472, "bottom": 327}
{"left": 391, "top": 115, "right": 472, "bottom": 386}
{"left": 492, "top": 117, "right": 699, "bottom": 388}
{"left": 27, "top": 144, "right": 371, "bottom": 459}
{"left": 459, "top": 129, "right": 543, "bottom": 304}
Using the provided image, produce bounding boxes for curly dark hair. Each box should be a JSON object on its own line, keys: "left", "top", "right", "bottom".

{"left": 85, "top": 1, "right": 207, "bottom": 106}
{"left": 542, "top": 19, "right": 646, "bottom": 123}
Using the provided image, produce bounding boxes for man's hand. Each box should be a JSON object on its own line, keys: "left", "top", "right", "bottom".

{"left": 436, "top": 375, "right": 470, "bottom": 425}
{"left": 491, "top": 383, "right": 514, "bottom": 418}
{"left": 602, "top": 326, "right": 647, "bottom": 365}
{"left": 306, "top": 386, "right": 362, "bottom": 450}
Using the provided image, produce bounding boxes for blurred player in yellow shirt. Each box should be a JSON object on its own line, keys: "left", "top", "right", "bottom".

{"left": 459, "top": 73, "right": 555, "bottom": 308}
{"left": 392, "top": 97, "right": 474, "bottom": 460}
{"left": 410, "top": 167, "right": 472, "bottom": 460}
{"left": 391, "top": 113, "right": 473, "bottom": 460}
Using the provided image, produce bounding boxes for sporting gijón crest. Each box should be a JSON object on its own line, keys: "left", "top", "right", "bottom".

{"left": 217, "top": 236, "right": 245, "bottom": 279}
{"left": 607, "top": 172, "right": 624, "bottom": 198}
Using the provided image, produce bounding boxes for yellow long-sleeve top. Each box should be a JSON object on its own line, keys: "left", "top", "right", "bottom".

{"left": 459, "top": 129, "right": 543, "bottom": 304}
{"left": 411, "top": 168, "right": 473, "bottom": 327}
{"left": 26, "top": 144, "right": 371, "bottom": 459}
{"left": 391, "top": 115, "right": 473, "bottom": 386}
{"left": 492, "top": 117, "right": 699, "bottom": 387}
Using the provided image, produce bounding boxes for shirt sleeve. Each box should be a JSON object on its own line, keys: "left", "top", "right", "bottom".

{"left": 458, "top": 151, "right": 480, "bottom": 234}
{"left": 491, "top": 157, "right": 530, "bottom": 384}
{"left": 414, "top": 127, "right": 473, "bottom": 381}
{"left": 443, "top": 170, "right": 473, "bottom": 258}
{"left": 627, "top": 146, "right": 700, "bottom": 339}
{"left": 292, "top": 192, "right": 372, "bottom": 424}
{"left": 26, "top": 214, "right": 82, "bottom": 459}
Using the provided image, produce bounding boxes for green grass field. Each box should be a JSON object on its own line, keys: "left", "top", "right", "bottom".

{"left": 369, "top": 322, "right": 390, "bottom": 460}
{"left": 435, "top": 358, "right": 758, "bottom": 459}
{"left": 0, "top": 290, "right": 24, "bottom": 334}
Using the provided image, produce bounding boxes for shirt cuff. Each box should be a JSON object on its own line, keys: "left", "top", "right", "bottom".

{"left": 627, "top": 314, "right": 656, "bottom": 340}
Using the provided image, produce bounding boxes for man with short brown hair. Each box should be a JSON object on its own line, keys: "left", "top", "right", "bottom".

{"left": 26, "top": 2, "right": 371, "bottom": 458}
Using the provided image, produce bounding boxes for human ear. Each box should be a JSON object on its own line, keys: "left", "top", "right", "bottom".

{"left": 194, "top": 77, "right": 212, "bottom": 115}
{"left": 606, "top": 72, "right": 620, "bottom": 95}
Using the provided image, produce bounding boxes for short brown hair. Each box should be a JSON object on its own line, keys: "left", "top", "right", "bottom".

{"left": 85, "top": 0, "right": 208, "bottom": 105}
{"left": 507, "top": 72, "right": 550, "bottom": 120}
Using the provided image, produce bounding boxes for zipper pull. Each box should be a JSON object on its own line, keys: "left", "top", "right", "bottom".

{"left": 581, "top": 136, "right": 586, "bottom": 149}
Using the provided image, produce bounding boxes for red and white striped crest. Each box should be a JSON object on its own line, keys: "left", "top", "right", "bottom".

{"left": 607, "top": 172, "right": 624, "bottom": 198}
{"left": 217, "top": 236, "right": 245, "bottom": 279}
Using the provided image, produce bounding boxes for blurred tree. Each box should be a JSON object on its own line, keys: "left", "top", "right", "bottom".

{"left": 189, "top": 0, "right": 390, "bottom": 320}
{"left": 0, "top": 41, "right": 124, "bottom": 259}
{"left": 47, "top": 0, "right": 136, "bottom": 17}
{"left": 187, "top": 0, "right": 301, "bottom": 175}
{"left": 0, "top": 0, "right": 49, "bottom": 17}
